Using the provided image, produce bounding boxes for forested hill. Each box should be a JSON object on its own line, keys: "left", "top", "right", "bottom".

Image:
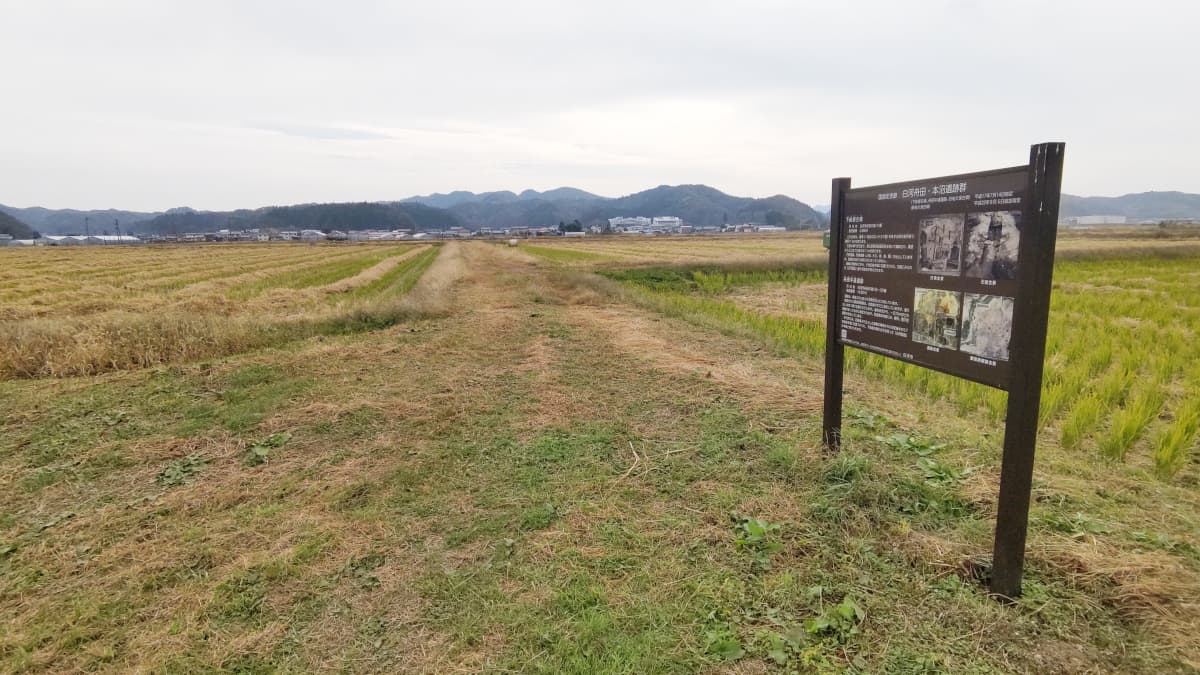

{"left": 0, "top": 210, "right": 39, "bottom": 239}
{"left": 405, "top": 184, "right": 827, "bottom": 230}
{"left": 4, "top": 184, "right": 826, "bottom": 234}
{"left": 0, "top": 202, "right": 463, "bottom": 236}
{"left": 1059, "top": 191, "right": 1200, "bottom": 220}
{"left": 0, "top": 205, "right": 158, "bottom": 236}
{"left": 406, "top": 187, "right": 602, "bottom": 210}
{"left": 129, "top": 202, "right": 463, "bottom": 235}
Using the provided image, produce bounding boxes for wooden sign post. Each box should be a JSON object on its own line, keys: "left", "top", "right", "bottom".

{"left": 822, "top": 143, "right": 1066, "bottom": 598}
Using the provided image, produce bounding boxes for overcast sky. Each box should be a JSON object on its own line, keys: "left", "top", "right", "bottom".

{"left": 1, "top": 1, "right": 1195, "bottom": 211}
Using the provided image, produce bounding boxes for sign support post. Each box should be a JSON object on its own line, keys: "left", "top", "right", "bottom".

{"left": 989, "top": 142, "right": 1066, "bottom": 598}
{"left": 822, "top": 177, "right": 851, "bottom": 451}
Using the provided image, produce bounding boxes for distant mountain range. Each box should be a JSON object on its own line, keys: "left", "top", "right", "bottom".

{"left": 4, "top": 188, "right": 1200, "bottom": 238}
{"left": 0, "top": 210, "right": 39, "bottom": 239}
{"left": 1058, "top": 191, "right": 1200, "bottom": 220}
{"left": 403, "top": 184, "right": 827, "bottom": 231}
{"left": 0, "top": 206, "right": 162, "bottom": 237}
{"left": 0, "top": 184, "right": 827, "bottom": 236}
{"left": 407, "top": 187, "right": 602, "bottom": 210}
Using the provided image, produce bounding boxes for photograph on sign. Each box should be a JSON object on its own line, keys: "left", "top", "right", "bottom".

{"left": 911, "top": 288, "right": 961, "bottom": 349}
{"left": 964, "top": 211, "right": 1021, "bottom": 280}
{"left": 917, "top": 214, "right": 965, "bottom": 275}
{"left": 960, "top": 293, "right": 1015, "bottom": 361}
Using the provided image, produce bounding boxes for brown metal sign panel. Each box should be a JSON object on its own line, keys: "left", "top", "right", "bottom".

{"left": 836, "top": 166, "right": 1028, "bottom": 390}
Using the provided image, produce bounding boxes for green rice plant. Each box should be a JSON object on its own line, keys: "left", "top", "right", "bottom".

{"left": 1146, "top": 350, "right": 1175, "bottom": 384}
{"left": 1081, "top": 339, "right": 1114, "bottom": 378}
{"left": 1152, "top": 397, "right": 1200, "bottom": 478}
{"left": 1060, "top": 396, "right": 1104, "bottom": 450}
{"left": 692, "top": 270, "right": 730, "bottom": 294}
{"left": 952, "top": 378, "right": 985, "bottom": 413}
{"left": 624, "top": 288, "right": 825, "bottom": 356}
{"left": 925, "top": 373, "right": 949, "bottom": 399}
{"left": 1039, "top": 368, "right": 1090, "bottom": 429}
{"left": 601, "top": 260, "right": 826, "bottom": 295}
{"left": 609, "top": 249, "right": 1200, "bottom": 473}
{"left": 901, "top": 363, "right": 928, "bottom": 391}
{"left": 984, "top": 390, "right": 1007, "bottom": 420}
{"left": 1093, "top": 364, "right": 1134, "bottom": 411}
{"left": 1099, "top": 384, "right": 1167, "bottom": 460}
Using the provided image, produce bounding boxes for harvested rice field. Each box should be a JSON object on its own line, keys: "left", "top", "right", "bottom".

{"left": 1, "top": 234, "right": 1198, "bottom": 673}
{"left": 0, "top": 243, "right": 440, "bottom": 378}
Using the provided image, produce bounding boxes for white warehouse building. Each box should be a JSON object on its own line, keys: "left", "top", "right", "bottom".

{"left": 608, "top": 216, "right": 652, "bottom": 229}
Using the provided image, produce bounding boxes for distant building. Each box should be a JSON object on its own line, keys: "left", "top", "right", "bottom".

{"left": 1063, "top": 215, "right": 1127, "bottom": 227}
{"left": 300, "top": 229, "right": 326, "bottom": 241}
{"left": 607, "top": 216, "right": 685, "bottom": 233}
{"left": 82, "top": 235, "right": 143, "bottom": 245}
{"left": 348, "top": 229, "right": 411, "bottom": 241}
{"left": 608, "top": 216, "right": 652, "bottom": 229}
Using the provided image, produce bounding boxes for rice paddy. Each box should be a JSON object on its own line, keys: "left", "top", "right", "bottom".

{"left": 549, "top": 238, "right": 1200, "bottom": 479}
{"left": 2, "top": 235, "right": 1198, "bottom": 672}
{"left": 0, "top": 243, "right": 442, "bottom": 378}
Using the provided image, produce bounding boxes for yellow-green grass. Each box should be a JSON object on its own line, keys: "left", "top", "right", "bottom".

{"left": 597, "top": 243, "right": 1200, "bottom": 478}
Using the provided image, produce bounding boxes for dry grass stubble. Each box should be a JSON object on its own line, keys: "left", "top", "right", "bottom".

{"left": 1034, "top": 538, "right": 1200, "bottom": 668}
{"left": 0, "top": 245, "right": 459, "bottom": 379}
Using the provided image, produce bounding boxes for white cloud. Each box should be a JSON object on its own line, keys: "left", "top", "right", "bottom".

{"left": 0, "top": 0, "right": 1195, "bottom": 210}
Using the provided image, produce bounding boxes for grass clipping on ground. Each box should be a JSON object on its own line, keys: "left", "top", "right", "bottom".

{"left": 1036, "top": 538, "right": 1200, "bottom": 666}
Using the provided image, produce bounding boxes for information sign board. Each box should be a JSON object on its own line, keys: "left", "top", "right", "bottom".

{"left": 837, "top": 166, "right": 1027, "bottom": 389}
{"left": 821, "top": 143, "right": 1065, "bottom": 598}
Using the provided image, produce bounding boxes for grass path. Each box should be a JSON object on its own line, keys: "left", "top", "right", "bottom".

{"left": 0, "top": 243, "right": 1196, "bottom": 672}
